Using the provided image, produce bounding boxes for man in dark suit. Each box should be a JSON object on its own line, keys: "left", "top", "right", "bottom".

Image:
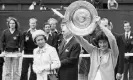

{"left": 58, "top": 19, "right": 81, "bottom": 80}
{"left": 101, "top": 18, "right": 125, "bottom": 80}
{"left": 122, "top": 21, "right": 133, "bottom": 80}
{"left": 48, "top": 18, "right": 60, "bottom": 51}
{"left": 114, "top": 33, "right": 125, "bottom": 80}
{"left": 43, "top": 22, "right": 55, "bottom": 46}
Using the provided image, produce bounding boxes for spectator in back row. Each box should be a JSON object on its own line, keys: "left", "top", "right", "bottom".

{"left": 20, "top": 18, "right": 37, "bottom": 80}
{"left": 48, "top": 18, "right": 61, "bottom": 51}
{"left": 1, "top": 17, "right": 22, "bottom": 80}
{"left": 122, "top": 21, "right": 133, "bottom": 80}
{"left": 0, "top": 50, "right": 4, "bottom": 80}
{"left": 107, "top": 0, "right": 118, "bottom": 10}
{"left": 42, "top": 22, "right": 56, "bottom": 47}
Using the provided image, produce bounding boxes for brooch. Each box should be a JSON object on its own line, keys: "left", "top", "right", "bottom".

{"left": 130, "top": 36, "right": 133, "bottom": 39}
{"left": 25, "top": 36, "right": 29, "bottom": 41}
{"left": 13, "top": 36, "right": 17, "bottom": 40}
{"left": 65, "top": 49, "right": 69, "bottom": 52}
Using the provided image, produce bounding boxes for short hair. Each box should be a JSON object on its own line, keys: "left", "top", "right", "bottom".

{"left": 101, "top": 18, "right": 113, "bottom": 26}
{"left": 48, "top": 18, "right": 58, "bottom": 24}
{"left": 43, "top": 22, "right": 51, "bottom": 29}
{"left": 7, "top": 17, "right": 20, "bottom": 30}
{"left": 29, "top": 18, "right": 37, "bottom": 23}
{"left": 94, "top": 31, "right": 110, "bottom": 48}
{"left": 43, "top": 22, "right": 50, "bottom": 26}
{"left": 123, "top": 20, "right": 130, "bottom": 25}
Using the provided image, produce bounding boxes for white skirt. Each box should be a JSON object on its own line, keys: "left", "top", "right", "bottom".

{"left": 94, "top": 70, "right": 102, "bottom": 80}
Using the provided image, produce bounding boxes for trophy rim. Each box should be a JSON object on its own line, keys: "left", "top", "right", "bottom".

{"left": 64, "top": 1, "right": 98, "bottom": 36}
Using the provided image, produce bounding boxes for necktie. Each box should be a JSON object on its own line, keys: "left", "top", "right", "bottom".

{"left": 126, "top": 33, "right": 128, "bottom": 39}
{"left": 62, "top": 39, "right": 67, "bottom": 49}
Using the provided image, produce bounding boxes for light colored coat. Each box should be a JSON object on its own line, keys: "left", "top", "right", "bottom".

{"left": 75, "top": 26, "right": 119, "bottom": 80}
{"left": 33, "top": 43, "right": 61, "bottom": 80}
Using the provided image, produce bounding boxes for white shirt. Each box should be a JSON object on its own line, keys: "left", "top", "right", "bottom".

{"left": 125, "top": 31, "right": 131, "bottom": 39}
{"left": 65, "top": 36, "right": 73, "bottom": 45}
{"left": 94, "top": 70, "right": 102, "bottom": 80}
{"left": 46, "top": 32, "right": 52, "bottom": 40}
{"left": 28, "top": 28, "right": 37, "bottom": 34}
{"left": 9, "top": 28, "right": 15, "bottom": 34}
{"left": 29, "top": 4, "right": 34, "bottom": 10}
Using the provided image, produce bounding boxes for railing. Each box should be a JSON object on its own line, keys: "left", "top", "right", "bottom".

{"left": 0, "top": 53, "right": 132, "bottom": 58}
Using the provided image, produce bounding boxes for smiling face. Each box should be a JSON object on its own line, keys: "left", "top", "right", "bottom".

{"left": 35, "top": 35, "right": 46, "bottom": 48}
{"left": 29, "top": 19, "right": 37, "bottom": 29}
{"left": 124, "top": 22, "right": 131, "bottom": 32}
{"left": 98, "top": 39, "right": 109, "bottom": 51}
{"left": 43, "top": 24, "right": 51, "bottom": 33}
{"left": 48, "top": 18, "right": 57, "bottom": 31}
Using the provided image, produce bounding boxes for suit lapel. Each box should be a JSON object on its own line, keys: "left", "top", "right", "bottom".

{"left": 59, "top": 37, "right": 74, "bottom": 56}
{"left": 58, "top": 39, "right": 66, "bottom": 54}
{"left": 122, "top": 33, "right": 126, "bottom": 43}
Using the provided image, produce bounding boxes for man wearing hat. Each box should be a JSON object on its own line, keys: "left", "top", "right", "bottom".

{"left": 58, "top": 19, "right": 81, "bottom": 80}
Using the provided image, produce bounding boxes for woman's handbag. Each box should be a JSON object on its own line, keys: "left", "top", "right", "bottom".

{"left": 47, "top": 55, "right": 58, "bottom": 80}
{"left": 47, "top": 64, "right": 58, "bottom": 80}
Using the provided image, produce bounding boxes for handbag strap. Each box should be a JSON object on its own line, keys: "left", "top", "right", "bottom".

{"left": 49, "top": 54, "right": 54, "bottom": 74}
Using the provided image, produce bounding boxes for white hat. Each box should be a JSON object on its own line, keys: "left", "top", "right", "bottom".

{"left": 32, "top": 30, "right": 46, "bottom": 41}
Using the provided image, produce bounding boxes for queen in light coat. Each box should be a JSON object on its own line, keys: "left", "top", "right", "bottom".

{"left": 32, "top": 30, "right": 61, "bottom": 80}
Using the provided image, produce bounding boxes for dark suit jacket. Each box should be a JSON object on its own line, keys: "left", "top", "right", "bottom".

{"left": 51, "top": 32, "right": 61, "bottom": 51}
{"left": 20, "top": 30, "right": 37, "bottom": 53}
{"left": 58, "top": 37, "right": 81, "bottom": 80}
{"left": 46, "top": 34, "right": 54, "bottom": 46}
{"left": 0, "top": 40, "right": 4, "bottom": 65}
{"left": 0, "top": 50, "right": 4, "bottom": 65}
{"left": 113, "top": 33, "right": 124, "bottom": 75}
{"left": 122, "top": 32, "right": 133, "bottom": 63}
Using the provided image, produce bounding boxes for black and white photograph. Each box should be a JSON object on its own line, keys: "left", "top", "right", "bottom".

{"left": 0, "top": 0, "right": 133, "bottom": 80}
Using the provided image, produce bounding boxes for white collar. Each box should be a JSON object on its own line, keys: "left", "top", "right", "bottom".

{"left": 49, "top": 31, "right": 52, "bottom": 36}
{"left": 45, "top": 31, "right": 52, "bottom": 40}
{"left": 125, "top": 31, "right": 131, "bottom": 38}
{"left": 9, "top": 28, "right": 15, "bottom": 34}
{"left": 51, "top": 29, "right": 58, "bottom": 33}
{"left": 28, "top": 28, "right": 36, "bottom": 32}
{"left": 125, "top": 31, "right": 131, "bottom": 35}
{"left": 65, "top": 36, "right": 73, "bottom": 44}
{"left": 37, "top": 43, "right": 48, "bottom": 53}
{"left": 28, "top": 28, "right": 37, "bottom": 34}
